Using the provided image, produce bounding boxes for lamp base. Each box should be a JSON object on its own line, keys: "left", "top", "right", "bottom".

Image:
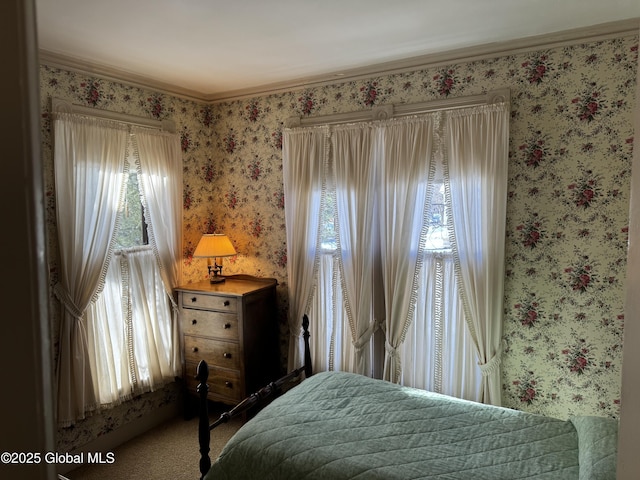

{"left": 209, "top": 276, "right": 226, "bottom": 284}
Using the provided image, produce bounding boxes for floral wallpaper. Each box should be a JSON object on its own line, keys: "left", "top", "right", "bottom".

{"left": 40, "top": 33, "right": 637, "bottom": 451}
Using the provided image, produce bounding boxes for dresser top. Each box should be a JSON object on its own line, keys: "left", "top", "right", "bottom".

{"left": 175, "top": 275, "right": 277, "bottom": 297}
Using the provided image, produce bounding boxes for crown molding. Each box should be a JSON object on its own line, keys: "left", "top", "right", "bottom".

{"left": 39, "top": 18, "right": 639, "bottom": 105}
{"left": 39, "top": 49, "right": 207, "bottom": 103}
{"left": 206, "top": 18, "right": 640, "bottom": 102}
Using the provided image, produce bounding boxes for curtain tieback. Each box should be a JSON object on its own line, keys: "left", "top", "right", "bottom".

{"left": 353, "top": 322, "right": 378, "bottom": 352}
{"left": 53, "top": 282, "right": 84, "bottom": 320}
{"left": 478, "top": 341, "right": 504, "bottom": 377}
{"left": 168, "top": 293, "right": 178, "bottom": 312}
{"left": 385, "top": 340, "right": 399, "bottom": 358}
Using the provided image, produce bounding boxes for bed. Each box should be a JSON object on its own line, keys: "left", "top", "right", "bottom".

{"left": 196, "top": 317, "right": 618, "bottom": 480}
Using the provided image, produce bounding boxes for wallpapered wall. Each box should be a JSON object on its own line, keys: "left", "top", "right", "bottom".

{"left": 40, "top": 33, "right": 637, "bottom": 451}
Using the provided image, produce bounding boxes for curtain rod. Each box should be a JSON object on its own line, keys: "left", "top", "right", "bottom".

{"left": 284, "top": 88, "right": 510, "bottom": 128}
{"left": 51, "top": 98, "right": 176, "bottom": 133}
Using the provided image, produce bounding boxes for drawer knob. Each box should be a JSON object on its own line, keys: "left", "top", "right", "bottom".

{"left": 225, "top": 381, "right": 233, "bottom": 388}
{"left": 224, "top": 323, "right": 231, "bottom": 329}
{"left": 223, "top": 300, "right": 230, "bottom": 307}
{"left": 192, "top": 347, "right": 199, "bottom": 353}
{"left": 192, "top": 319, "right": 197, "bottom": 325}
{"left": 191, "top": 297, "right": 197, "bottom": 303}
{"left": 223, "top": 352, "right": 232, "bottom": 359}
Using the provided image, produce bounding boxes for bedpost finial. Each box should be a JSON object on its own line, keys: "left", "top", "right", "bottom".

{"left": 197, "top": 360, "right": 211, "bottom": 479}
{"left": 302, "top": 314, "right": 312, "bottom": 378}
{"left": 196, "top": 360, "right": 209, "bottom": 384}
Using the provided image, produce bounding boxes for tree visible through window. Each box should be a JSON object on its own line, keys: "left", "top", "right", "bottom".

{"left": 114, "top": 169, "right": 148, "bottom": 250}
{"left": 319, "top": 189, "right": 336, "bottom": 251}
{"left": 424, "top": 183, "right": 451, "bottom": 253}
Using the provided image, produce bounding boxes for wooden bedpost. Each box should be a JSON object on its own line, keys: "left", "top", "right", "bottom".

{"left": 196, "top": 315, "right": 312, "bottom": 478}
{"left": 302, "top": 314, "right": 312, "bottom": 378}
{"left": 196, "top": 360, "right": 211, "bottom": 480}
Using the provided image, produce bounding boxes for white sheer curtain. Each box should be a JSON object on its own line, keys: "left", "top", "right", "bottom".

{"left": 53, "top": 113, "right": 128, "bottom": 425}
{"left": 126, "top": 247, "right": 177, "bottom": 390}
{"left": 283, "top": 101, "right": 509, "bottom": 404}
{"left": 54, "top": 116, "right": 183, "bottom": 424}
{"left": 332, "top": 124, "right": 379, "bottom": 376}
{"left": 86, "top": 247, "right": 177, "bottom": 405}
{"left": 282, "top": 126, "right": 328, "bottom": 371}
{"left": 86, "top": 254, "right": 128, "bottom": 405}
{"left": 377, "top": 117, "right": 435, "bottom": 383}
{"left": 287, "top": 117, "right": 434, "bottom": 380}
{"left": 88, "top": 129, "right": 182, "bottom": 407}
{"left": 309, "top": 254, "right": 356, "bottom": 372}
{"left": 401, "top": 253, "right": 482, "bottom": 401}
{"left": 445, "top": 104, "right": 510, "bottom": 405}
{"left": 133, "top": 127, "right": 183, "bottom": 374}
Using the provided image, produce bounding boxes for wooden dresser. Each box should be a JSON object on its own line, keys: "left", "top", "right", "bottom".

{"left": 176, "top": 275, "right": 279, "bottom": 407}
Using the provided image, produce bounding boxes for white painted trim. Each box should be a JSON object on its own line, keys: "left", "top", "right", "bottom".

{"left": 616, "top": 23, "right": 640, "bottom": 480}
{"left": 40, "top": 49, "right": 206, "bottom": 103}
{"left": 1, "top": 0, "right": 56, "bottom": 478}
{"left": 208, "top": 18, "right": 640, "bottom": 103}
{"left": 39, "top": 18, "right": 640, "bottom": 104}
{"left": 51, "top": 97, "right": 176, "bottom": 133}
{"left": 285, "top": 88, "right": 510, "bottom": 128}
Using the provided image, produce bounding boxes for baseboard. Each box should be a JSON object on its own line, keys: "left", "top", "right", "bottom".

{"left": 57, "top": 400, "right": 181, "bottom": 475}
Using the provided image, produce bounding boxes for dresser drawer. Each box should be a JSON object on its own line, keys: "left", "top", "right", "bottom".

{"left": 177, "top": 276, "right": 278, "bottom": 408}
{"left": 181, "top": 309, "right": 238, "bottom": 341}
{"left": 180, "top": 292, "right": 237, "bottom": 312}
{"left": 184, "top": 336, "right": 240, "bottom": 370}
{"left": 185, "top": 362, "right": 242, "bottom": 402}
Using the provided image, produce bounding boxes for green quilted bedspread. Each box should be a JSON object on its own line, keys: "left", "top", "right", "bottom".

{"left": 205, "top": 371, "right": 617, "bottom": 480}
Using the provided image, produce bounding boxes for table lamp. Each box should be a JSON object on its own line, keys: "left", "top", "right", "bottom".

{"left": 193, "top": 233, "right": 237, "bottom": 283}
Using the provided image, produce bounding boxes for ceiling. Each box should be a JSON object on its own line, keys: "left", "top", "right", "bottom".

{"left": 36, "top": 0, "right": 640, "bottom": 101}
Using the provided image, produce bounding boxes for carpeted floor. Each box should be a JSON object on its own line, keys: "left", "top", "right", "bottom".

{"left": 62, "top": 413, "right": 243, "bottom": 480}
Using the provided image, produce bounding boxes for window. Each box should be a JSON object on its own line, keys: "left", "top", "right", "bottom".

{"left": 424, "top": 183, "right": 450, "bottom": 252}
{"left": 310, "top": 186, "right": 360, "bottom": 374}
{"left": 53, "top": 114, "right": 183, "bottom": 424}
{"left": 86, "top": 163, "right": 176, "bottom": 404}
{"left": 311, "top": 179, "right": 481, "bottom": 400}
{"left": 87, "top": 152, "right": 177, "bottom": 404}
{"left": 401, "top": 182, "right": 481, "bottom": 400}
{"left": 284, "top": 102, "right": 508, "bottom": 405}
{"left": 114, "top": 170, "right": 148, "bottom": 250}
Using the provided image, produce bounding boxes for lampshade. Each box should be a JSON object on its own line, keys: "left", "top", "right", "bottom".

{"left": 193, "top": 234, "right": 237, "bottom": 258}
